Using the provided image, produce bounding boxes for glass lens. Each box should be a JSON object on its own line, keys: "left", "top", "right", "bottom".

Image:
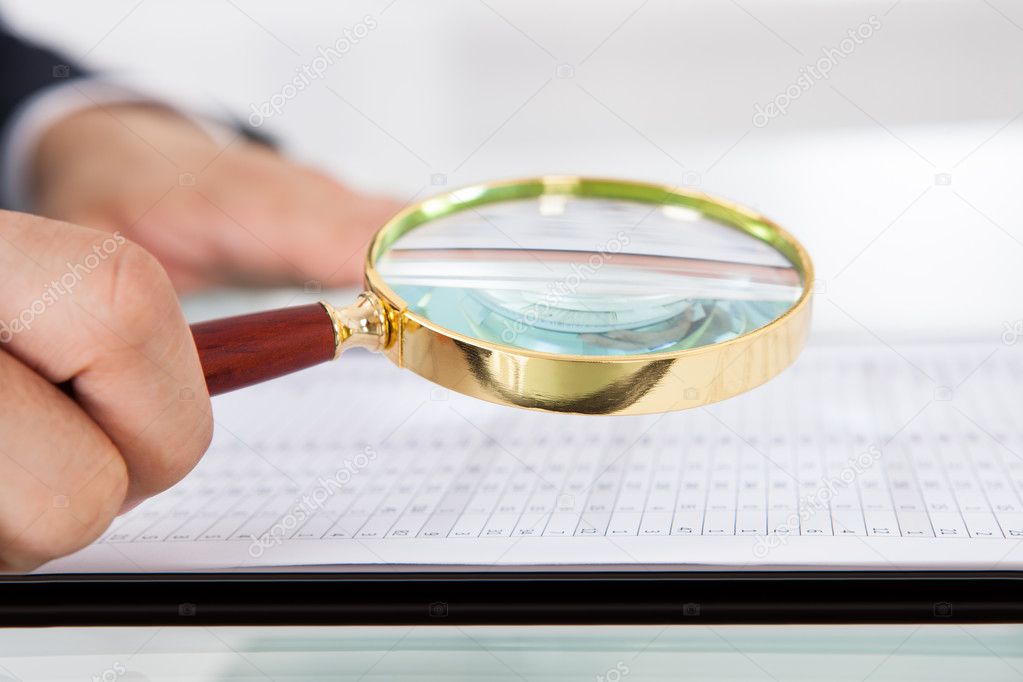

{"left": 374, "top": 193, "right": 803, "bottom": 356}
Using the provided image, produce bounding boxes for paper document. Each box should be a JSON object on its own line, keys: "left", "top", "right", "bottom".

{"left": 42, "top": 339, "right": 1023, "bottom": 572}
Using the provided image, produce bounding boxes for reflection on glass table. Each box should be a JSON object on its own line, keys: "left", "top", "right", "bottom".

{"left": 1, "top": 625, "right": 1021, "bottom": 681}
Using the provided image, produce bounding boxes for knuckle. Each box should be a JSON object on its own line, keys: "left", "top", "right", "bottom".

{"left": 95, "top": 241, "right": 176, "bottom": 340}
{"left": 0, "top": 452, "right": 127, "bottom": 571}
{"left": 72, "top": 449, "right": 130, "bottom": 541}
{"left": 133, "top": 404, "right": 213, "bottom": 500}
{"left": 0, "top": 533, "right": 57, "bottom": 573}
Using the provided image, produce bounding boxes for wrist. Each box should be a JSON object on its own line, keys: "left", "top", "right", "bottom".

{"left": 2, "top": 78, "right": 216, "bottom": 212}
{"left": 31, "top": 104, "right": 218, "bottom": 222}
{"left": 36, "top": 104, "right": 211, "bottom": 184}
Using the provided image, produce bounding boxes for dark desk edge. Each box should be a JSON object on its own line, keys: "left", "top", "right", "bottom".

{"left": 1, "top": 570, "right": 1020, "bottom": 626}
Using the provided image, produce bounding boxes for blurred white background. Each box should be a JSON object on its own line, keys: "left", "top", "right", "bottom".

{"left": 4, "top": 0, "right": 1022, "bottom": 343}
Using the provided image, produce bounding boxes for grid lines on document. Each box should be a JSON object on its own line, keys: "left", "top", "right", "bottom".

{"left": 99, "top": 343, "right": 1023, "bottom": 543}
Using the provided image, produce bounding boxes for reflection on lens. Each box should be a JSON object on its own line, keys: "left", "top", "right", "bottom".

{"left": 375, "top": 195, "right": 802, "bottom": 356}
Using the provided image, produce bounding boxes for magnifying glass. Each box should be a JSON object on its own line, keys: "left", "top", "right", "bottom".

{"left": 191, "top": 176, "right": 813, "bottom": 415}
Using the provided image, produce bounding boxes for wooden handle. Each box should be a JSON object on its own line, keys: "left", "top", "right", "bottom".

{"left": 191, "top": 303, "right": 337, "bottom": 396}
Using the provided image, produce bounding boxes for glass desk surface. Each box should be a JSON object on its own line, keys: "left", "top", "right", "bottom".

{"left": 1, "top": 625, "right": 1022, "bottom": 681}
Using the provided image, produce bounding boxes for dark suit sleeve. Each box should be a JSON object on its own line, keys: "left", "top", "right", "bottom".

{"left": 0, "top": 26, "right": 87, "bottom": 139}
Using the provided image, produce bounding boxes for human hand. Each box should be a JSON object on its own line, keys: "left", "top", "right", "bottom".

{"left": 0, "top": 210, "right": 211, "bottom": 570}
{"left": 29, "top": 104, "right": 402, "bottom": 292}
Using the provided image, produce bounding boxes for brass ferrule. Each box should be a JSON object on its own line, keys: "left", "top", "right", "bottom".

{"left": 320, "top": 293, "right": 389, "bottom": 359}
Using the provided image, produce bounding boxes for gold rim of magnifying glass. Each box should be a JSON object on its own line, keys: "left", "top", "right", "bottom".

{"left": 359, "top": 176, "right": 813, "bottom": 416}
